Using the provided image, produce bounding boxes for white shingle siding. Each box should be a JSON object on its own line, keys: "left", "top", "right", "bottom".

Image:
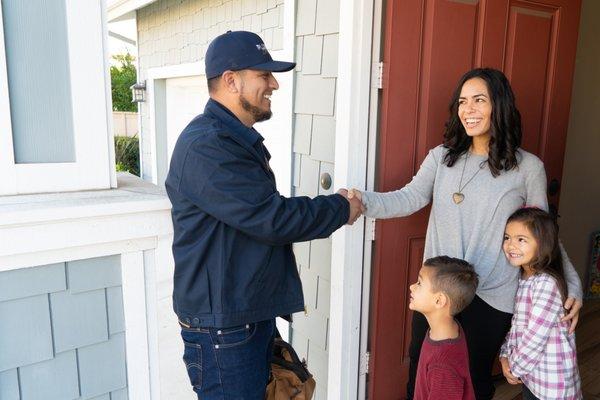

{"left": 310, "top": 115, "right": 335, "bottom": 163}
{"left": 316, "top": 275, "right": 331, "bottom": 316}
{"left": 296, "top": 0, "right": 317, "bottom": 36}
{"left": 297, "top": 154, "right": 320, "bottom": 197}
{"left": 291, "top": 2, "right": 340, "bottom": 396}
{"left": 294, "top": 74, "right": 336, "bottom": 115}
{"left": 293, "top": 114, "right": 312, "bottom": 154}
{"left": 321, "top": 34, "right": 338, "bottom": 78}
{"left": 301, "top": 35, "right": 323, "bottom": 74}
{"left": 293, "top": 241, "right": 311, "bottom": 268}
{"left": 315, "top": 0, "right": 339, "bottom": 35}
{"left": 136, "top": 0, "right": 285, "bottom": 181}
{"left": 308, "top": 237, "right": 332, "bottom": 281}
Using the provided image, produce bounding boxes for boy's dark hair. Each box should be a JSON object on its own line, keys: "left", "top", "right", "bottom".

{"left": 423, "top": 256, "right": 479, "bottom": 315}
{"left": 506, "top": 207, "right": 567, "bottom": 301}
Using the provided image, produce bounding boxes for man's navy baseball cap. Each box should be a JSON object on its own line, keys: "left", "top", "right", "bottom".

{"left": 205, "top": 31, "right": 296, "bottom": 79}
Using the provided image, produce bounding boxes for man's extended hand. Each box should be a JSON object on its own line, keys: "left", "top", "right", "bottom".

{"left": 338, "top": 188, "right": 364, "bottom": 225}
{"left": 347, "top": 188, "right": 362, "bottom": 203}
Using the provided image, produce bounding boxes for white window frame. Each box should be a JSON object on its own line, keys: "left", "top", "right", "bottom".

{"left": 0, "top": 0, "right": 114, "bottom": 195}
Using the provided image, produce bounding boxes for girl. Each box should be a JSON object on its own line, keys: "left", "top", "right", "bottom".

{"left": 500, "top": 207, "right": 582, "bottom": 400}
{"left": 348, "top": 68, "right": 583, "bottom": 399}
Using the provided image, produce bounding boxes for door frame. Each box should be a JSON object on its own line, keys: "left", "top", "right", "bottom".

{"left": 358, "top": 0, "right": 385, "bottom": 398}
{"left": 328, "top": 0, "right": 383, "bottom": 398}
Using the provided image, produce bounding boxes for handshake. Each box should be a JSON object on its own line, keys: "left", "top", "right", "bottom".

{"left": 337, "top": 188, "right": 365, "bottom": 225}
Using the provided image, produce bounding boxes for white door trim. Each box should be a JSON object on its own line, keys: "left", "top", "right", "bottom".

{"left": 357, "top": 0, "right": 384, "bottom": 397}
{"left": 329, "top": 0, "right": 377, "bottom": 398}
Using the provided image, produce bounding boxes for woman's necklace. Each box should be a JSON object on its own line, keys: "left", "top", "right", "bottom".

{"left": 453, "top": 152, "right": 485, "bottom": 204}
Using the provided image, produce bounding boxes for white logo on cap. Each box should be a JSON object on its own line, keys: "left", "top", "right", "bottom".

{"left": 256, "top": 44, "right": 268, "bottom": 55}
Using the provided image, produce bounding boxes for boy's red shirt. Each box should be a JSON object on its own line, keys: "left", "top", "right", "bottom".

{"left": 414, "top": 325, "right": 475, "bottom": 400}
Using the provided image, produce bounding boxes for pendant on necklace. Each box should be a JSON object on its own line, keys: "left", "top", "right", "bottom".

{"left": 452, "top": 192, "right": 465, "bottom": 204}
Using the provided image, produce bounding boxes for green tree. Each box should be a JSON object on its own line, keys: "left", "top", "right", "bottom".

{"left": 110, "top": 53, "right": 137, "bottom": 112}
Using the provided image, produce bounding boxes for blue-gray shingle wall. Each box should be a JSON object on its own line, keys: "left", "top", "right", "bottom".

{"left": 0, "top": 255, "right": 129, "bottom": 400}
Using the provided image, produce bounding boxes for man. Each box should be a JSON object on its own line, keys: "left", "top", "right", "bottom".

{"left": 165, "top": 31, "right": 362, "bottom": 399}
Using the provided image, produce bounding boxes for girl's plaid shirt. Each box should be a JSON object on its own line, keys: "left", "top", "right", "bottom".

{"left": 500, "top": 273, "right": 582, "bottom": 400}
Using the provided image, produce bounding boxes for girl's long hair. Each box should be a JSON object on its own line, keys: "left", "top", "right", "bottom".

{"left": 507, "top": 207, "right": 567, "bottom": 301}
{"left": 443, "top": 68, "right": 522, "bottom": 177}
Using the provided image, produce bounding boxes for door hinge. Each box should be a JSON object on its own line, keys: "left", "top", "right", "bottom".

{"left": 372, "top": 61, "right": 384, "bottom": 89}
{"left": 360, "top": 351, "right": 371, "bottom": 375}
{"left": 367, "top": 218, "right": 376, "bottom": 241}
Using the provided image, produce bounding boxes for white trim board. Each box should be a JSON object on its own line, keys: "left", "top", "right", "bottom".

{"left": 0, "top": 174, "right": 172, "bottom": 271}
{"left": 122, "top": 250, "right": 152, "bottom": 400}
{"left": 329, "top": 0, "right": 376, "bottom": 398}
{"left": 147, "top": 62, "right": 205, "bottom": 81}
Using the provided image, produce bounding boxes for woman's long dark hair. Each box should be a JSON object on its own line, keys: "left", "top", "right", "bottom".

{"left": 443, "top": 68, "right": 522, "bottom": 177}
{"left": 506, "top": 207, "right": 567, "bottom": 301}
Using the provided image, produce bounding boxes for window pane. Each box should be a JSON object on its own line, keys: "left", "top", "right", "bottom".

{"left": 2, "top": 0, "right": 75, "bottom": 163}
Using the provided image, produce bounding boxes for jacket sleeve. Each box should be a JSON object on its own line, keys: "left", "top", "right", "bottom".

{"left": 525, "top": 161, "right": 583, "bottom": 299}
{"left": 174, "top": 134, "right": 350, "bottom": 246}
{"left": 426, "top": 364, "right": 465, "bottom": 400}
{"left": 360, "top": 147, "right": 438, "bottom": 219}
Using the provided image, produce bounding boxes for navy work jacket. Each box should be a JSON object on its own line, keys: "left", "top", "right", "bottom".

{"left": 165, "top": 99, "right": 349, "bottom": 328}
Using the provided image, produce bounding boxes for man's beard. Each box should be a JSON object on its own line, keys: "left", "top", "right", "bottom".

{"left": 240, "top": 94, "right": 272, "bottom": 123}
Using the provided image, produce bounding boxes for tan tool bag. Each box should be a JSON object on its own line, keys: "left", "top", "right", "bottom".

{"left": 265, "top": 337, "right": 315, "bottom": 399}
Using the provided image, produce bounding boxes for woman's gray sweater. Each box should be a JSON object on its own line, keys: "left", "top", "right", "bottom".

{"left": 361, "top": 145, "right": 582, "bottom": 313}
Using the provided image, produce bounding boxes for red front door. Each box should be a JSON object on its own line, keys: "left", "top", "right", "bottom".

{"left": 368, "top": 1, "right": 582, "bottom": 398}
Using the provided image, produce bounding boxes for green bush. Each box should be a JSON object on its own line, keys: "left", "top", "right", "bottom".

{"left": 111, "top": 53, "right": 137, "bottom": 112}
{"left": 114, "top": 135, "right": 140, "bottom": 176}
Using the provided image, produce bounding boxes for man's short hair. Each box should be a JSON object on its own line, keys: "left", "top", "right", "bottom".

{"left": 423, "top": 256, "right": 479, "bottom": 315}
{"left": 207, "top": 76, "right": 220, "bottom": 94}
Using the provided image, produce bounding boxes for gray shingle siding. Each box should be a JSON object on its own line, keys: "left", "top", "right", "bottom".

{"left": 0, "top": 256, "right": 128, "bottom": 400}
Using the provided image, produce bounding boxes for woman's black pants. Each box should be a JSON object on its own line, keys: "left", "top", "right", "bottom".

{"left": 406, "top": 295, "right": 513, "bottom": 400}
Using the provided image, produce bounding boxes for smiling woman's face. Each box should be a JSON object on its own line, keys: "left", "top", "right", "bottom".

{"left": 458, "top": 77, "right": 493, "bottom": 139}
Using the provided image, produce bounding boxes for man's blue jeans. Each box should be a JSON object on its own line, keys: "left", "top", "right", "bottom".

{"left": 180, "top": 319, "right": 276, "bottom": 399}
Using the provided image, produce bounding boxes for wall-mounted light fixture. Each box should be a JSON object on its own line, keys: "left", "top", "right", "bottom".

{"left": 130, "top": 80, "right": 146, "bottom": 103}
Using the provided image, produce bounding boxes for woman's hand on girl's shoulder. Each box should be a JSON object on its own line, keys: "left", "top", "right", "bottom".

{"left": 561, "top": 297, "right": 583, "bottom": 334}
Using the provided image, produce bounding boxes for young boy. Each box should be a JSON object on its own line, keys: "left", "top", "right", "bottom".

{"left": 410, "top": 256, "right": 479, "bottom": 400}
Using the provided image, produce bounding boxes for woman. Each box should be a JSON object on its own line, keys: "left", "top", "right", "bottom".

{"left": 349, "top": 68, "right": 582, "bottom": 400}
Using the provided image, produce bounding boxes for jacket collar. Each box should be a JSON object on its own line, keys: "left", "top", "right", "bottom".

{"left": 204, "top": 98, "right": 265, "bottom": 150}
